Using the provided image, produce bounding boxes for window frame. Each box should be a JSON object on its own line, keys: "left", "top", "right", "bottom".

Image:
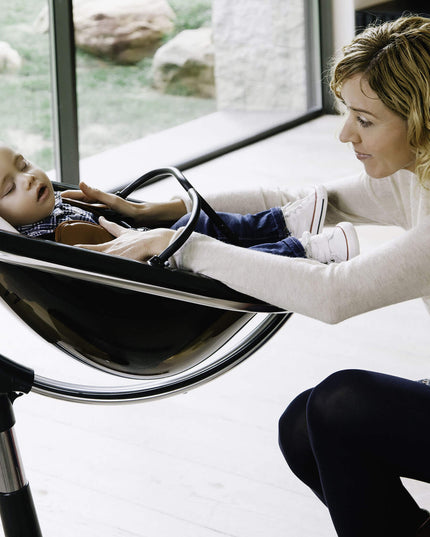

{"left": 48, "top": 0, "right": 80, "bottom": 185}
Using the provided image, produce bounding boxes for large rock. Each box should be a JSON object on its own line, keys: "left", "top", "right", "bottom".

{"left": 0, "top": 42, "right": 21, "bottom": 73}
{"left": 35, "top": 0, "right": 176, "bottom": 64}
{"left": 152, "top": 28, "right": 215, "bottom": 98}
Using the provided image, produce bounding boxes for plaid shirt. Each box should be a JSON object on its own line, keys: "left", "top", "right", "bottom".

{"left": 17, "top": 193, "right": 98, "bottom": 238}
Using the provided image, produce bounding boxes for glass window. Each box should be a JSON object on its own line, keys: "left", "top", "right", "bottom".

{"left": 74, "top": 0, "right": 321, "bottom": 157}
{"left": 74, "top": 0, "right": 216, "bottom": 161}
{"left": 6, "top": 1, "right": 320, "bottom": 186}
{"left": 0, "top": 0, "right": 54, "bottom": 172}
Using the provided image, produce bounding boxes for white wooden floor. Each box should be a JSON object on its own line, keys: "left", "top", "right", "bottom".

{"left": 2, "top": 115, "right": 430, "bottom": 536}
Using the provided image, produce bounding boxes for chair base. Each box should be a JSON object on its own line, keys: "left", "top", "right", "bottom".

{"left": 0, "top": 393, "right": 42, "bottom": 537}
{"left": 0, "top": 484, "right": 42, "bottom": 537}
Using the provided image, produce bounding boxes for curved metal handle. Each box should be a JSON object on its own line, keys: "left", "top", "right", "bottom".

{"left": 115, "top": 167, "right": 238, "bottom": 266}
{"left": 148, "top": 188, "right": 200, "bottom": 267}
{"left": 115, "top": 166, "right": 192, "bottom": 198}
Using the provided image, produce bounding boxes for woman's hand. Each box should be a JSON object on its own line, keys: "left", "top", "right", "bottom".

{"left": 76, "top": 217, "right": 177, "bottom": 262}
{"left": 62, "top": 182, "right": 187, "bottom": 226}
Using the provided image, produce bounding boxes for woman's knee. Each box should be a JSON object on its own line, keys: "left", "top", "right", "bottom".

{"left": 278, "top": 370, "right": 379, "bottom": 464}
{"left": 278, "top": 389, "right": 312, "bottom": 462}
{"left": 279, "top": 388, "right": 326, "bottom": 493}
{"left": 306, "top": 369, "right": 377, "bottom": 437}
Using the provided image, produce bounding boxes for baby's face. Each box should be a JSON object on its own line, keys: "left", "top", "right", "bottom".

{"left": 0, "top": 145, "right": 55, "bottom": 227}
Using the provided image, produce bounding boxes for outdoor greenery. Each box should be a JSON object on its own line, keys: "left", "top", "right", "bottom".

{"left": 0, "top": 0, "right": 214, "bottom": 171}
{"left": 167, "top": 0, "right": 212, "bottom": 35}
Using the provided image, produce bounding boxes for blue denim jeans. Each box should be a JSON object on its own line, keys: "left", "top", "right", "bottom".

{"left": 171, "top": 208, "right": 306, "bottom": 258}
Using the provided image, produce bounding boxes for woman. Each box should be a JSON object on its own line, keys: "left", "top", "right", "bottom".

{"left": 76, "top": 16, "right": 430, "bottom": 536}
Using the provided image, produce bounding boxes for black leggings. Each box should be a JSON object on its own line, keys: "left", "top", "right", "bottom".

{"left": 278, "top": 369, "right": 430, "bottom": 537}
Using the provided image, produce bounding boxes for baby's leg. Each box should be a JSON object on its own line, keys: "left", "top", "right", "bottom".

{"left": 247, "top": 221, "right": 360, "bottom": 262}
{"left": 171, "top": 208, "right": 288, "bottom": 247}
{"left": 248, "top": 237, "right": 306, "bottom": 258}
{"left": 171, "top": 185, "right": 327, "bottom": 248}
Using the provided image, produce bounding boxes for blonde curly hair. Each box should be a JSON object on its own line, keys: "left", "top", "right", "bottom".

{"left": 330, "top": 16, "right": 430, "bottom": 185}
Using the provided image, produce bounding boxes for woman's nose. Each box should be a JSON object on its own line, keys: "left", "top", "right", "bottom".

{"left": 339, "top": 117, "right": 360, "bottom": 144}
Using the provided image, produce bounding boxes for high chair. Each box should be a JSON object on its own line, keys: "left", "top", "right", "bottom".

{"left": 0, "top": 168, "right": 290, "bottom": 536}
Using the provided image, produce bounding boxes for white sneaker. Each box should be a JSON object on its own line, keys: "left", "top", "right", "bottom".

{"left": 282, "top": 185, "right": 327, "bottom": 237}
{"left": 300, "top": 222, "right": 360, "bottom": 263}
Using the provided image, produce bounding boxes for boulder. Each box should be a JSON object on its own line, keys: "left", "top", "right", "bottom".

{"left": 0, "top": 42, "right": 22, "bottom": 73}
{"left": 152, "top": 28, "right": 215, "bottom": 98}
{"left": 35, "top": 0, "right": 176, "bottom": 64}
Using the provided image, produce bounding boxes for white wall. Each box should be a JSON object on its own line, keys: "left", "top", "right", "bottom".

{"left": 212, "top": 0, "right": 307, "bottom": 112}
{"left": 355, "top": 0, "right": 384, "bottom": 9}
{"left": 212, "top": 0, "right": 382, "bottom": 111}
{"left": 332, "top": 0, "right": 355, "bottom": 56}
{"left": 331, "top": 0, "right": 387, "bottom": 55}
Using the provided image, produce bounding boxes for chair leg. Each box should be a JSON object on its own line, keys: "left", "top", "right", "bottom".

{"left": 417, "top": 516, "right": 430, "bottom": 536}
{"left": 0, "top": 394, "right": 42, "bottom": 537}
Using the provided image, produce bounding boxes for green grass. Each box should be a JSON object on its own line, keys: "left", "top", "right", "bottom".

{"left": 0, "top": 0, "right": 214, "bottom": 172}
{"left": 167, "top": 0, "right": 212, "bottom": 35}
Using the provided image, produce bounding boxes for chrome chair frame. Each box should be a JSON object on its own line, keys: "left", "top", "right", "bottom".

{"left": 0, "top": 168, "right": 291, "bottom": 535}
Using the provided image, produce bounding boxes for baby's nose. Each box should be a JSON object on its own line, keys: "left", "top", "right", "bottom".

{"left": 24, "top": 174, "right": 35, "bottom": 189}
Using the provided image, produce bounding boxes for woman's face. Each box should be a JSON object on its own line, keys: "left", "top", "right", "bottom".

{"left": 339, "top": 74, "right": 415, "bottom": 178}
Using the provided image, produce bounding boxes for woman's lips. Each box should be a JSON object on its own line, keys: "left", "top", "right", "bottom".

{"left": 355, "top": 151, "right": 372, "bottom": 161}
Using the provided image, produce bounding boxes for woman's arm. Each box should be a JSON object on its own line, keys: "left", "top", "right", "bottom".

{"left": 171, "top": 217, "right": 430, "bottom": 323}
{"left": 178, "top": 185, "right": 307, "bottom": 214}
{"left": 324, "top": 171, "right": 410, "bottom": 227}
{"left": 180, "top": 171, "right": 408, "bottom": 228}
{"left": 77, "top": 196, "right": 429, "bottom": 324}
{"left": 65, "top": 171, "right": 404, "bottom": 229}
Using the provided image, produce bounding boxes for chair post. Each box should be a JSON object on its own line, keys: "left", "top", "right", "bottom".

{"left": 0, "top": 393, "right": 42, "bottom": 537}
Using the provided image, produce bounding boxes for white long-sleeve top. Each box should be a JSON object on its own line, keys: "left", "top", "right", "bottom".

{"left": 171, "top": 169, "right": 430, "bottom": 324}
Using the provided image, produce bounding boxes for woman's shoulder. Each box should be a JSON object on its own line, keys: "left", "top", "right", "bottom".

{"left": 364, "top": 168, "right": 418, "bottom": 195}
{"left": 373, "top": 169, "right": 430, "bottom": 226}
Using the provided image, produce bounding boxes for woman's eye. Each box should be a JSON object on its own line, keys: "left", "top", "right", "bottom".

{"left": 357, "top": 116, "right": 372, "bottom": 128}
